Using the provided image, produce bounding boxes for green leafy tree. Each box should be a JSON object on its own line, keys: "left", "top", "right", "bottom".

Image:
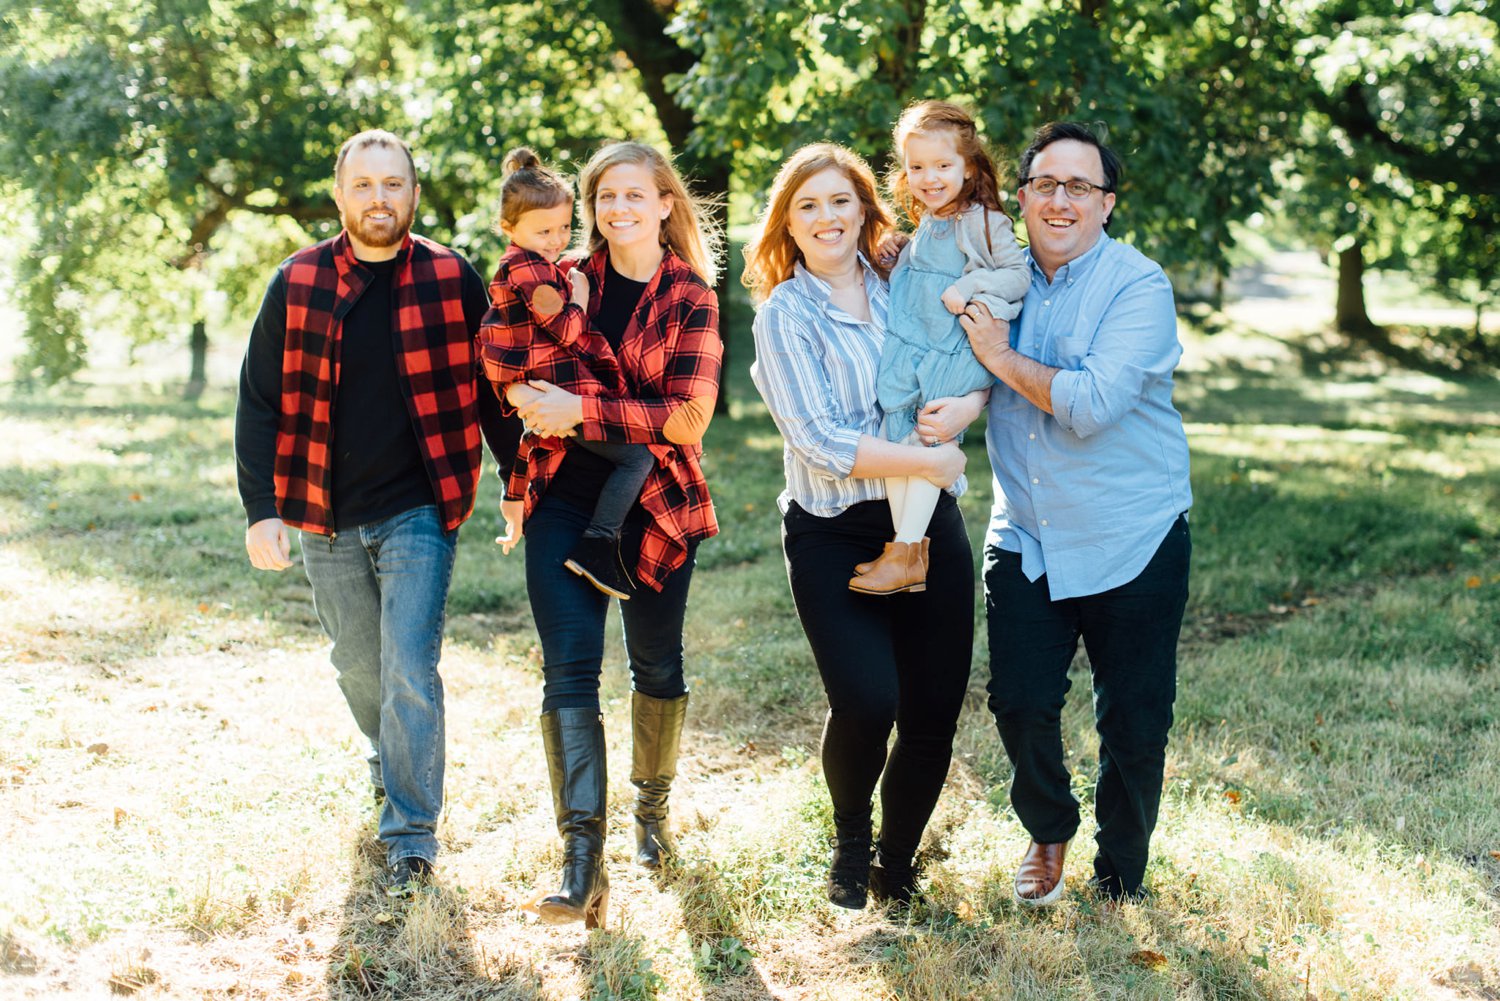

{"left": 0, "top": 0, "right": 663, "bottom": 388}
{"left": 1284, "top": 4, "right": 1500, "bottom": 334}
{"left": 0, "top": 0, "right": 365, "bottom": 385}
{"left": 675, "top": 0, "right": 1297, "bottom": 285}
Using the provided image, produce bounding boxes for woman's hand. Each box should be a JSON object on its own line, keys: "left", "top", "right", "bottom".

{"left": 916, "top": 391, "right": 986, "bottom": 444}
{"left": 876, "top": 232, "right": 910, "bottom": 269}
{"left": 505, "top": 382, "right": 544, "bottom": 409}
{"left": 516, "top": 379, "right": 584, "bottom": 438}
{"left": 922, "top": 441, "right": 967, "bottom": 488}
{"left": 496, "top": 499, "right": 524, "bottom": 554}
{"left": 568, "top": 269, "right": 590, "bottom": 309}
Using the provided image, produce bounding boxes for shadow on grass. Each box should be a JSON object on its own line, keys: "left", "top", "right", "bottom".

{"left": 660, "top": 858, "right": 780, "bottom": 1000}
{"left": 325, "top": 829, "right": 548, "bottom": 1000}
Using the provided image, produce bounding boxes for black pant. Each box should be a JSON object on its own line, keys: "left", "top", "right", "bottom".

{"left": 782, "top": 496, "right": 973, "bottom": 864}
{"left": 576, "top": 438, "right": 654, "bottom": 539}
{"left": 525, "top": 496, "right": 697, "bottom": 712}
{"left": 984, "top": 515, "right": 1190, "bottom": 897}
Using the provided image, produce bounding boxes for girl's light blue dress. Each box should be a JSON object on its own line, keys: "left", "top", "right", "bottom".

{"left": 876, "top": 214, "right": 996, "bottom": 443}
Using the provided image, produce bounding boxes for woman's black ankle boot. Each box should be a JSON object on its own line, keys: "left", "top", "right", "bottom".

{"left": 826, "top": 817, "right": 873, "bottom": 910}
{"left": 868, "top": 848, "right": 921, "bottom": 907}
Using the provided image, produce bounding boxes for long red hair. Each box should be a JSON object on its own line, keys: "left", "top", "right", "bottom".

{"left": 743, "top": 143, "right": 896, "bottom": 304}
{"left": 888, "top": 100, "right": 1008, "bottom": 226}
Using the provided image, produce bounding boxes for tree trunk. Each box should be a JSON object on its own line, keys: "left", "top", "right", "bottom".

{"left": 185, "top": 319, "right": 208, "bottom": 401}
{"left": 591, "top": 0, "right": 735, "bottom": 412}
{"left": 1335, "top": 241, "right": 1375, "bottom": 334}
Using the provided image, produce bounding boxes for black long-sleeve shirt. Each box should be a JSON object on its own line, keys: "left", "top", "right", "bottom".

{"left": 235, "top": 251, "right": 519, "bottom": 531}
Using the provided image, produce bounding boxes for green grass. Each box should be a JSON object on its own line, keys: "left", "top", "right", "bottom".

{"left": 1, "top": 310, "right": 1498, "bottom": 1000}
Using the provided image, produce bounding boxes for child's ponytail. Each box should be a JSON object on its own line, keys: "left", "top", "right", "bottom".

{"left": 498, "top": 146, "right": 573, "bottom": 230}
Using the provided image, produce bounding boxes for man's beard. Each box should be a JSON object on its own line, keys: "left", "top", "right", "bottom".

{"left": 344, "top": 203, "right": 414, "bottom": 249}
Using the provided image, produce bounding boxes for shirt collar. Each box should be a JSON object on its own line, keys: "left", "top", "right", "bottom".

{"left": 1026, "top": 231, "right": 1112, "bottom": 287}
{"left": 792, "top": 253, "right": 881, "bottom": 304}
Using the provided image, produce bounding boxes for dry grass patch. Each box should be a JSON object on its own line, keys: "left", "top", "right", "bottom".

{"left": 5, "top": 322, "right": 1500, "bottom": 999}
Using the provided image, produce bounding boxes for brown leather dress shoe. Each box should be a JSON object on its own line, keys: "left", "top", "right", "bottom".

{"left": 1014, "top": 839, "right": 1068, "bottom": 907}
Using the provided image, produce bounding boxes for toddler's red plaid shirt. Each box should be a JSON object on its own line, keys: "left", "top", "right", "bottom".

{"left": 477, "top": 247, "right": 721, "bottom": 591}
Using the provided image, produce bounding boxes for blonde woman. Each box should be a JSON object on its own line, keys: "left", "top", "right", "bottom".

{"left": 746, "top": 144, "right": 982, "bottom": 909}
{"left": 491, "top": 142, "right": 723, "bottom": 927}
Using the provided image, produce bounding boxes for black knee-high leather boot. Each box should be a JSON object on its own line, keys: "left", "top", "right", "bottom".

{"left": 630, "top": 691, "right": 688, "bottom": 868}
{"left": 536, "top": 708, "right": 609, "bottom": 928}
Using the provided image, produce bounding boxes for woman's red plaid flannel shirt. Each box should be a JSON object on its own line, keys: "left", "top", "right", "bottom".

{"left": 476, "top": 247, "right": 721, "bottom": 591}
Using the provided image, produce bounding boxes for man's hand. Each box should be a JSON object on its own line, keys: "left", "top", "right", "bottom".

{"left": 922, "top": 441, "right": 967, "bottom": 488}
{"left": 246, "top": 517, "right": 293, "bottom": 571}
{"left": 959, "top": 302, "right": 1058, "bottom": 415}
{"left": 496, "top": 499, "right": 524, "bottom": 554}
{"left": 517, "top": 379, "right": 584, "bottom": 438}
{"left": 940, "top": 286, "right": 968, "bottom": 315}
{"left": 916, "top": 392, "right": 986, "bottom": 444}
{"left": 568, "top": 269, "right": 590, "bottom": 309}
{"left": 957, "top": 301, "right": 1011, "bottom": 366}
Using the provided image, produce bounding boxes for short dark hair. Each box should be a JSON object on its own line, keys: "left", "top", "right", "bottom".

{"left": 334, "top": 129, "right": 417, "bottom": 186}
{"left": 1019, "top": 122, "right": 1121, "bottom": 228}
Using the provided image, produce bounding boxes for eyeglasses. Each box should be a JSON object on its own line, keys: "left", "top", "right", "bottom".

{"left": 1021, "top": 176, "right": 1112, "bottom": 200}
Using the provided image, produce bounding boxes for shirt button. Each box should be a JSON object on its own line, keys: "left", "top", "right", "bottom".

{"left": 1043, "top": 299, "right": 1051, "bottom": 306}
{"left": 1031, "top": 477, "right": 1040, "bottom": 484}
{"left": 1041, "top": 519, "right": 1049, "bottom": 527}
{"left": 1028, "top": 433, "right": 1036, "bottom": 440}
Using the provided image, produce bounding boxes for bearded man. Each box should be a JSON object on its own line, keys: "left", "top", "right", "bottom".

{"left": 235, "top": 129, "right": 515, "bottom": 896}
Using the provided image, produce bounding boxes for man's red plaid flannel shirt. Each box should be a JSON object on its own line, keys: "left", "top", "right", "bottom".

{"left": 273, "top": 232, "right": 484, "bottom": 533}
{"left": 478, "top": 248, "right": 721, "bottom": 591}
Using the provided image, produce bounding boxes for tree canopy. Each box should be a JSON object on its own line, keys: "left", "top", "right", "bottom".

{"left": 2, "top": 0, "right": 1496, "bottom": 386}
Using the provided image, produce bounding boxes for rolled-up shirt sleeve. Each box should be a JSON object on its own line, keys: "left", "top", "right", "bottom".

{"left": 751, "top": 303, "right": 863, "bottom": 480}
{"left": 1049, "top": 267, "right": 1179, "bottom": 439}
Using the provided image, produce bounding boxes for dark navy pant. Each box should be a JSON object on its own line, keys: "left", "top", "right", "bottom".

{"left": 524, "top": 496, "right": 697, "bottom": 712}
{"left": 984, "top": 515, "right": 1190, "bottom": 897}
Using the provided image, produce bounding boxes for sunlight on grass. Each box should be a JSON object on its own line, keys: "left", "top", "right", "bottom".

{"left": 3, "top": 316, "right": 1499, "bottom": 998}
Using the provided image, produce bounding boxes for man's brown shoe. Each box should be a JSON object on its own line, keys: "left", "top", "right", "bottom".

{"left": 1014, "top": 840, "right": 1068, "bottom": 907}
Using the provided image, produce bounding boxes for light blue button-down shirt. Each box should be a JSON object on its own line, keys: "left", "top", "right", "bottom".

{"left": 985, "top": 232, "right": 1192, "bottom": 600}
{"left": 752, "top": 257, "right": 966, "bottom": 517}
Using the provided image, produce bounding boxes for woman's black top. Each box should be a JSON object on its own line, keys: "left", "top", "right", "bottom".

{"left": 545, "top": 260, "right": 651, "bottom": 510}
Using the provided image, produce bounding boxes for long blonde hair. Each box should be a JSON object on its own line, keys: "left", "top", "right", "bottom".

{"left": 742, "top": 143, "right": 896, "bottom": 304}
{"left": 577, "top": 142, "right": 722, "bottom": 285}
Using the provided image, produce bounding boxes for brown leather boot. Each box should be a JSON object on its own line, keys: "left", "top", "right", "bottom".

{"left": 1014, "top": 839, "right": 1069, "bottom": 907}
{"left": 854, "top": 536, "right": 929, "bottom": 578}
{"left": 848, "top": 541, "right": 926, "bottom": 594}
{"left": 630, "top": 691, "right": 687, "bottom": 869}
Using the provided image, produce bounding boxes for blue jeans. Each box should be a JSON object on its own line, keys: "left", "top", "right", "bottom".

{"left": 301, "top": 505, "right": 457, "bottom": 866}
{"left": 524, "top": 496, "right": 696, "bottom": 712}
{"left": 985, "top": 515, "right": 1190, "bottom": 897}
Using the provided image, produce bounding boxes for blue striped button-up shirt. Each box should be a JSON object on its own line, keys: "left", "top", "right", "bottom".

{"left": 986, "top": 232, "right": 1192, "bottom": 599}
{"left": 752, "top": 258, "right": 966, "bottom": 517}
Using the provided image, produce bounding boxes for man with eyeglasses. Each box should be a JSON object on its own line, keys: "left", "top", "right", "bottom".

{"left": 958, "top": 122, "right": 1192, "bottom": 907}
